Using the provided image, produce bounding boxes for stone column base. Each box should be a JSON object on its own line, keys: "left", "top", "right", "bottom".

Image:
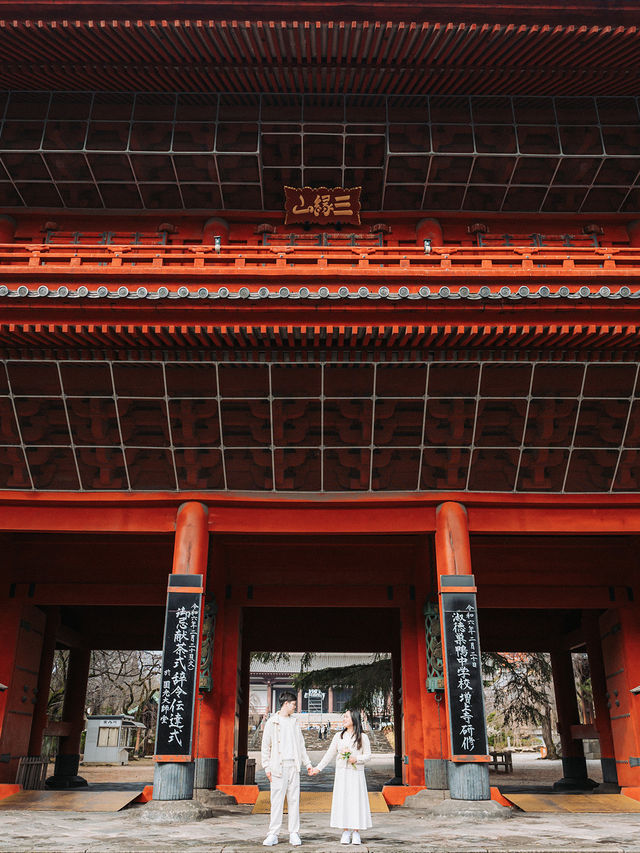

{"left": 153, "top": 761, "right": 195, "bottom": 800}
{"left": 600, "top": 757, "right": 619, "bottom": 786}
{"left": 448, "top": 761, "right": 490, "bottom": 801}
{"left": 553, "top": 756, "right": 598, "bottom": 791}
{"left": 45, "top": 754, "right": 88, "bottom": 789}
{"left": 194, "top": 757, "right": 218, "bottom": 790}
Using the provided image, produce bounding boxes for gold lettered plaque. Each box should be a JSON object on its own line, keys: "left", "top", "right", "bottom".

{"left": 284, "top": 186, "right": 361, "bottom": 225}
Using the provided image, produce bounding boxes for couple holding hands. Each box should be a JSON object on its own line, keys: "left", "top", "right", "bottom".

{"left": 260, "top": 692, "right": 372, "bottom": 847}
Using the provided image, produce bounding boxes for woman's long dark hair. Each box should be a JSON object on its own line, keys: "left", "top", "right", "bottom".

{"left": 342, "top": 708, "right": 363, "bottom": 750}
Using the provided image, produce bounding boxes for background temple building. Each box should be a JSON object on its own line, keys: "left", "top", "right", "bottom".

{"left": 1, "top": 0, "right": 640, "bottom": 807}
{"left": 250, "top": 654, "right": 364, "bottom": 722}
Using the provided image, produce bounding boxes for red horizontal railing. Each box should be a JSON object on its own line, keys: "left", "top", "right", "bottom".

{"left": 0, "top": 244, "right": 639, "bottom": 284}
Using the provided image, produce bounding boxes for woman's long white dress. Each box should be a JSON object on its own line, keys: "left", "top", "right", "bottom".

{"left": 316, "top": 730, "right": 373, "bottom": 830}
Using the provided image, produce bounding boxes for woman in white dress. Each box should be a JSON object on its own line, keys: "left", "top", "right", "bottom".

{"left": 311, "top": 709, "right": 372, "bottom": 845}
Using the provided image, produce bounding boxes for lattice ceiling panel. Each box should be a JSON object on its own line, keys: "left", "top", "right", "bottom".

{"left": 1, "top": 92, "right": 639, "bottom": 213}
{"left": 1, "top": 359, "right": 639, "bottom": 494}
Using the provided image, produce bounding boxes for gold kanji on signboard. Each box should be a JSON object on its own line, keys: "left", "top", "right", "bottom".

{"left": 284, "top": 186, "right": 361, "bottom": 225}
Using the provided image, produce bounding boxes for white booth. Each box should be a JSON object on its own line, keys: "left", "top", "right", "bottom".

{"left": 83, "top": 715, "right": 145, "bottom": 765}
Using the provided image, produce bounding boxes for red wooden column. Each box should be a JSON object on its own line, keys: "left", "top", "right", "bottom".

{"left": 550, "top": 650, "right": 597, "bottom": 790}
{"left": 435, "top": 502, "right": 490, "bottom": 800}
{"left": 235, "top": 644, "right": 252, "bottom": 783}
{"left": 600, "top": 605, "right": 640, "bottom": 787}
{"left": 400, "top": 602, "right": 426, "bottom": 785}
{"left": 0, "top": 597, "right": 45, "bottom": 784}
{"left": 194, "top": 540, "right": 226, "bottom": 791}
{"left": 391, "top": 650, "right": 403, "bottom": 783}
{"left": 47, "top": 647, "right": 91, "bottom": 789}
{"left": 153, "top": 502, "right": 209, "bottom": 801}
{"left": 417, "top": 603, "right": 449, "bottom": 790}
{"left": 584, "top": 613, "right": 618, "bottom": 787}
{"left": 28, "top": 607, "right": 61, "bottom": 757}
{"left": 216, "top": 603, "right": 242, "bottom": 785}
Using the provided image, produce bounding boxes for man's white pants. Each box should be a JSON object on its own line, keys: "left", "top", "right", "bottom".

{"left": 268, "top": 760, "right": 300, "bottom": 836}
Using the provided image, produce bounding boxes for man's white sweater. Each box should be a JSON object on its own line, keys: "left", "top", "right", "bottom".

{"left": 260, "top": 713, "right": 312, "bottom": 778}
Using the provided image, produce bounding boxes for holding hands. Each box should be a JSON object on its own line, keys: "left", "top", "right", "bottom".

{"left": 307, "top": 766, "right": 320, "bottom": 776}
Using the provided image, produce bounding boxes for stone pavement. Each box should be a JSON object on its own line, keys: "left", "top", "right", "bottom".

{"left": 2, "top": 796, "right": 640, "bottom": 853}
{"left": 2, "top": 753, "right": 639, "bottom": 853}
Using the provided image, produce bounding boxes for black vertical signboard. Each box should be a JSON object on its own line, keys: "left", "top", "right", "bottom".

{"left": 155, "top": 574, "right": 203, "bottom": 758}
{"left": 440, "top": 575, "right": 488, "bottom": 760}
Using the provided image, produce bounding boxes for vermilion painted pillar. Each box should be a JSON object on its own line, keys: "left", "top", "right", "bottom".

{"left": 417, "top": 599, "right": 449, "bottom": 790}
{"left": 435, "top": 502, "right": 490, "bottom": 800}
{"left": 400, "top": 602, "right": 426, "bottom": 785}
{"left": 194, "top": 543, "right": 225, "bottom": 790}
{"left": 217, "top": 604, "right": 242, "bottom": 785}
{"left": 0, "top": 599, "right": 25, "bottom": 784}
{"left": 435, "top": 501, "right": 472, "bottom": 577}
{"left": 600, "top": 606, "right": 640, "bottom": 787}
{"left": 236, "top": 644, "right": 251, "bottom": 783}
{"left": 0, "top": 599, "right": 45, "bottom": 783}
{"left": 550, "top": 650, "right": 596, "bottom": 790}
{"left": 28, "top": 607, "right": 61, "bottom": 756}
{"left": 154, "top": 502, "right": 209, "bottom": 801}
{"left": 46, "top": 647, "right": 91, "bottom": 789}
{"left": 584, "top": 613, "right": 618, "bottom": 787}
{"left": 391, "top": 650, "right": 403, "bottom": 783}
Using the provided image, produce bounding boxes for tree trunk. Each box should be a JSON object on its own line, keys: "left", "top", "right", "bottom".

{"left": 541, "top": 704, "right": 560, "bottom": 760}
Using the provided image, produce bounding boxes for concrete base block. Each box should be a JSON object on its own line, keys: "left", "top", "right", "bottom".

{"left": 137, "top": 799, "right": 216, "bottom": 823}
{"left": 194, "top": 789, "right": 237, "bottom": 807}
{"left": 429, "top": 798, "right": 512, "bottom": 820}
{"left": 403, "top": 788, "right": 450, "bottom": 809}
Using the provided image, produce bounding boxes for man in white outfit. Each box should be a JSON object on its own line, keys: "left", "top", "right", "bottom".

{"left": 261, "top": 691, "right": 313, "bottom": 846}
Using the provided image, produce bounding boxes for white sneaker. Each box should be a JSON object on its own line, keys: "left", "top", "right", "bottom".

{"left": 340, "top": 831, "right": 351, "bottom": 845}
{"left": 263, "top": 834, "right": 278, "bottom": 846}
{"left": 289, "top": 833, "right": 302, "bottom": 847}
{"left": 351, "top": 831, "right": 362, "bottom": 846}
